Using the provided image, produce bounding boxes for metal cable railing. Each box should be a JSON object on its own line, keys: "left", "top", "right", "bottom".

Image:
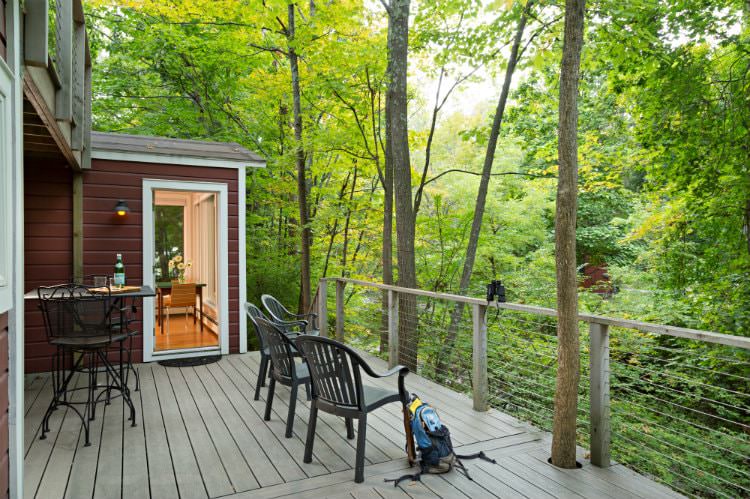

{"left": 315, "top": 277, "right": 750, "bottom": 499}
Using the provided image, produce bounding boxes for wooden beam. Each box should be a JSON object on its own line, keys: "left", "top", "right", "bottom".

{"left": 317, "top": 283, "right": 327, "bottom": 337}
{"left": 55, "top": 0, "right": 73, "bottom": 122}
{"left": 387, "top": 289, "right": 399, "bottom": 369}
{"left": 23, "top": 72, "right": 80, "bottom": 169}
{"left": 335, "top": 280, "right": 345, "bottom": 342}
{"left": 332, "top": 277, "right": 750, "bottom": 350}
{"left": 24, "top": 0, "right": 49, "bottom": 67}
{"left": 589, "top": 322, "right": 611, "bottom": 467}
{"left": 71, "top": 21, "right": 85, "bottom": 150}
{"left": 472, "top": 303, "right": 488, "bottom": 412}
{"left": 73, "top": 172, "right": 84, "bottom": 282}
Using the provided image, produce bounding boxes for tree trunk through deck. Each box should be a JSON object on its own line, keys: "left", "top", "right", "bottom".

{"left": 436, "top": 2, "right": 532, "bottom": 379}
{"left": 385, "top": 0, "right": 417, "bottom": 372}
{"left": 288, "top": 4, "right": 312, "bottom": 313}
{"left": 552, "top": 0, "right": 585, "bottom": 469}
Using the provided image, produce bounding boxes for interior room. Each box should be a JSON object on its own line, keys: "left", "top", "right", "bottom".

{"left": 153, "top": 189, "right": 220, "bottom": 351}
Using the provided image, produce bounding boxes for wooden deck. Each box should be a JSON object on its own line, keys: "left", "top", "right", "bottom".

{"left": 23, "top": 351, "right": 684, "bottom": 499}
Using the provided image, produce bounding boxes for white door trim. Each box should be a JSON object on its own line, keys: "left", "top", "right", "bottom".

{"left": 142, "top": 179, "right": 229, "bottom": 361}
{"left": 238, "top": 167, "right": 247, "bottom": 353}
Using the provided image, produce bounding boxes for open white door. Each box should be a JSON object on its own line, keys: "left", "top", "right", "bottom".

{"left": 142, "top": 180, "right": 229, "bottom": 361}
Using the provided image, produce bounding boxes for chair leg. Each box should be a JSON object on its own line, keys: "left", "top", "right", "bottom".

{"left": 345, "top": 417, "right": 354, "bottom": 440}
{"left": 285, "top": 383, "right": 298, "bottom": 438}
{"left": 254, "top": 356, "right": 266, "bottom": 401}
{"left": 305, "top": 381, "right": 311, "bottom": 401}
{"left": 354, "top": 414, "right": 367, "bottom": 483}
{"left": 264, "top": 376, "right": 276, "bottom": 421}
{"left": 303, "top": 401, "right": 318, "bottom": 463}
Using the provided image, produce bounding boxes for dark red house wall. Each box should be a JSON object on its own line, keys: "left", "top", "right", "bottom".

{"left": 24, "top": 160, "right": 74, "bottom": 373}
{"left": 83, "top": 159, "right": 241, "bottom": 362}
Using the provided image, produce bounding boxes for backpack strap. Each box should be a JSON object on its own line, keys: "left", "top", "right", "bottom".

{"left": 455, "top": 451, "right": 497, "bottom": 464}
{"left": 384, "top": 462, "right": 427, "bottom": 487}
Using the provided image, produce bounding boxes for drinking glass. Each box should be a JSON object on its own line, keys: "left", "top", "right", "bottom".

{"left": 93, "top": 276, "right": 107, "bottom": 288}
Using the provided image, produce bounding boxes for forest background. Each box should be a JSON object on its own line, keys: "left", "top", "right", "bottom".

{"left": 84, "top": 1, "right": 750, "bottom": 496}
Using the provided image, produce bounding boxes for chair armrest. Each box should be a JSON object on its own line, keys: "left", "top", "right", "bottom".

{"left": 367, "top": 364, "right": 409, "bottom": 379}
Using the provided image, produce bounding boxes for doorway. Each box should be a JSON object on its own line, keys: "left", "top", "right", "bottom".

{"left": 142, "top": 180, "right": 229, "bottom": 361}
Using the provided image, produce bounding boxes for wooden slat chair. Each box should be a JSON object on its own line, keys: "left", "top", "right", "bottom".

{"left": 163, "top": 283, "right": 197, "bottom": 334}
{"left": 257, "top": 318, "right": 312, "bottom": 438}
{"left": 261, "top": 294, "right": 318, "bottom": 335}
{"left": 295, "top": 335, "right": 410, "bottom": 483}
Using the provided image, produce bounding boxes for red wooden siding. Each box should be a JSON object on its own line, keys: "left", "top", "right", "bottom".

{"left": 24, "top": 160, "right": 73, "bottom": 373}
{"left": 83, "top": 159, "right": 241, "bottom": 361}
{"left": 0, "top": 312, "right": 9, "bottom": 499}
{"left": 0, "top": 0, "right": 7, "bottom": 62}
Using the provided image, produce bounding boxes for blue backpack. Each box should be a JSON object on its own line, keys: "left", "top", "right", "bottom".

{"left": 387, "top": 394, "right": 496, "bottom": 486}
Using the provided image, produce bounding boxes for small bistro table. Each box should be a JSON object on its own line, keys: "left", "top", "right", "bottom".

{"left": 25, "top": 284, "right": 156, "bottom": 301}
{"left": 155, "top": 282, "right": 206, "bottom": 332}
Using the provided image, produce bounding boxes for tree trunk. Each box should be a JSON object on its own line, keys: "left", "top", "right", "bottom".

{"left": 435, "top": 1, "right": 532, "bottom": 378}
{"left": 386, "top": 0, "right": 417, "bottom": 372}
{"left": 551, "top": 0, "right": 585, "bottom": 469}
{"left": 288, "top": 4, "right": 312, "bottom": 313}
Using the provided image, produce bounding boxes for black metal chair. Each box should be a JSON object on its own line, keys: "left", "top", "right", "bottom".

{"left": 256, "top": 318, "right": 311, "bottom": 438}
{"left": 37, "top": 284, "right": 136, "bottom": 447}
{"left": 295, "top": 335, "right": 410, "bottom": 483}
{"left": 261, "top": 294, "right": 319, "bottom": 335}
{"left": 245, "top": 303, "right": 273, "bottom": 400}
{"left": 88, "top": 275, "right": 140, "bottom": 391}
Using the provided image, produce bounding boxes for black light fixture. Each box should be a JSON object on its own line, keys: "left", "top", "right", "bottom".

{"left": 114, "top": 200, "right": 130, "bottom": 217}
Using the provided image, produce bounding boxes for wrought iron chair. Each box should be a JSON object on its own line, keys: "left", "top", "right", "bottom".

{"left": 88, "top": 275, "right": 141, "bottom": 392}
{"left": 295, "top": 335, "right": 410, "bottom": 483}
{"left": 37, "top": 284, "right": 136, "bottom": 447}
{"left": 256, "top": 318, "right": 312, "bottom": 438}
{"left": 261, "top": 294, "right": 319, "bottom": 335}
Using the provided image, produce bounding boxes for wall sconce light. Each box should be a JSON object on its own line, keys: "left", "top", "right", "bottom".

{"left": 114, "top": 200, "right": 130, "bottom": 217}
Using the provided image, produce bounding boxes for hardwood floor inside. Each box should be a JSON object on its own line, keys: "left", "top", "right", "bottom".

{"left": 154, "top": 314, "right": 219, "bottom": 351}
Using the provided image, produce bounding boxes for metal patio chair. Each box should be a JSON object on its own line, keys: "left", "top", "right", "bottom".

{"left": 261, "top": 294, "right": 318, "bottom": 335}
{"left": 256, "top": 318, "right": 312, "bottom": 438}
{"left": 295, "top": 335, "right": 410, "bottom": 483}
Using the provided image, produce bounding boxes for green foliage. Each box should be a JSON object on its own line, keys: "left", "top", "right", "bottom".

{"left": 86, "top": 1, "right": 750, "bottom": 496}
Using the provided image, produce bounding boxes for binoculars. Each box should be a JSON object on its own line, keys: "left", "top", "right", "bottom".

{"left": 486, "top": 280, "right": 506, "bottom": 303}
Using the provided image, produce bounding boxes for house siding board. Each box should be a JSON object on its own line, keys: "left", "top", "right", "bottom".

{"left": 84, "top": 159, "right": 241, "bottom": 363}
{"left": 0, "top": 312, "right": 8, "bottom": 498}
{"left": 24, "top": 161, "right": 74, "bottom": 373}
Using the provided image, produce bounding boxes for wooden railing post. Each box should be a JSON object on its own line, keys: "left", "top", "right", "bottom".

{"left": 388, "top": 289, "right": 399, "bottom": 368}
{"left": 589, "top": 322, "right": 611, "bottom": 467}
{"left": 318, "top": 280, "right": 328, "bottom": 337}
{"left": 472, "top": 303, "right": 488, "bottom": 412}
{"left": 335, "top": 279, "right": 345, "bottom": 342}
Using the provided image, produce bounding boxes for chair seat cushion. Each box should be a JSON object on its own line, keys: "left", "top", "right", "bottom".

{"left": 363, "top": 384, "right": 400, "bottom": 411}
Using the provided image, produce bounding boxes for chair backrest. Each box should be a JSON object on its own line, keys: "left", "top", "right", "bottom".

{"left": 38, "top": 284, "right": 114, "bottom": 341}
{"left": 245, "top": 303, "right": 269, "bottom": 350}
{"left": 169, "top": 283, "right": 197, "bottom": 308}
{"left": 261, "top": 294, "right": 291, "bottom": 323}
{"left": 295, "top": 336, "right": 364, "bottom": 410}
{"left": 255, "top": 318, "right": 297, "bottom": 381}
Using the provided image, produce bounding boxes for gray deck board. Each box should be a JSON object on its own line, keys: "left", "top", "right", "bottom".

{"left": 24, "top": 351, "right": 686, "bottom": 499}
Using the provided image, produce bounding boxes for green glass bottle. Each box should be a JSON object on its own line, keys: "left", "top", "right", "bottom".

{"left": 114, "top": 253, "right": 125, "bottom": 287}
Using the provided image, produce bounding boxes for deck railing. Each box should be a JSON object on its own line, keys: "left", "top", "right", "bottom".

{"left": 315, "top": 277, "right": 750, "bottom": 499}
